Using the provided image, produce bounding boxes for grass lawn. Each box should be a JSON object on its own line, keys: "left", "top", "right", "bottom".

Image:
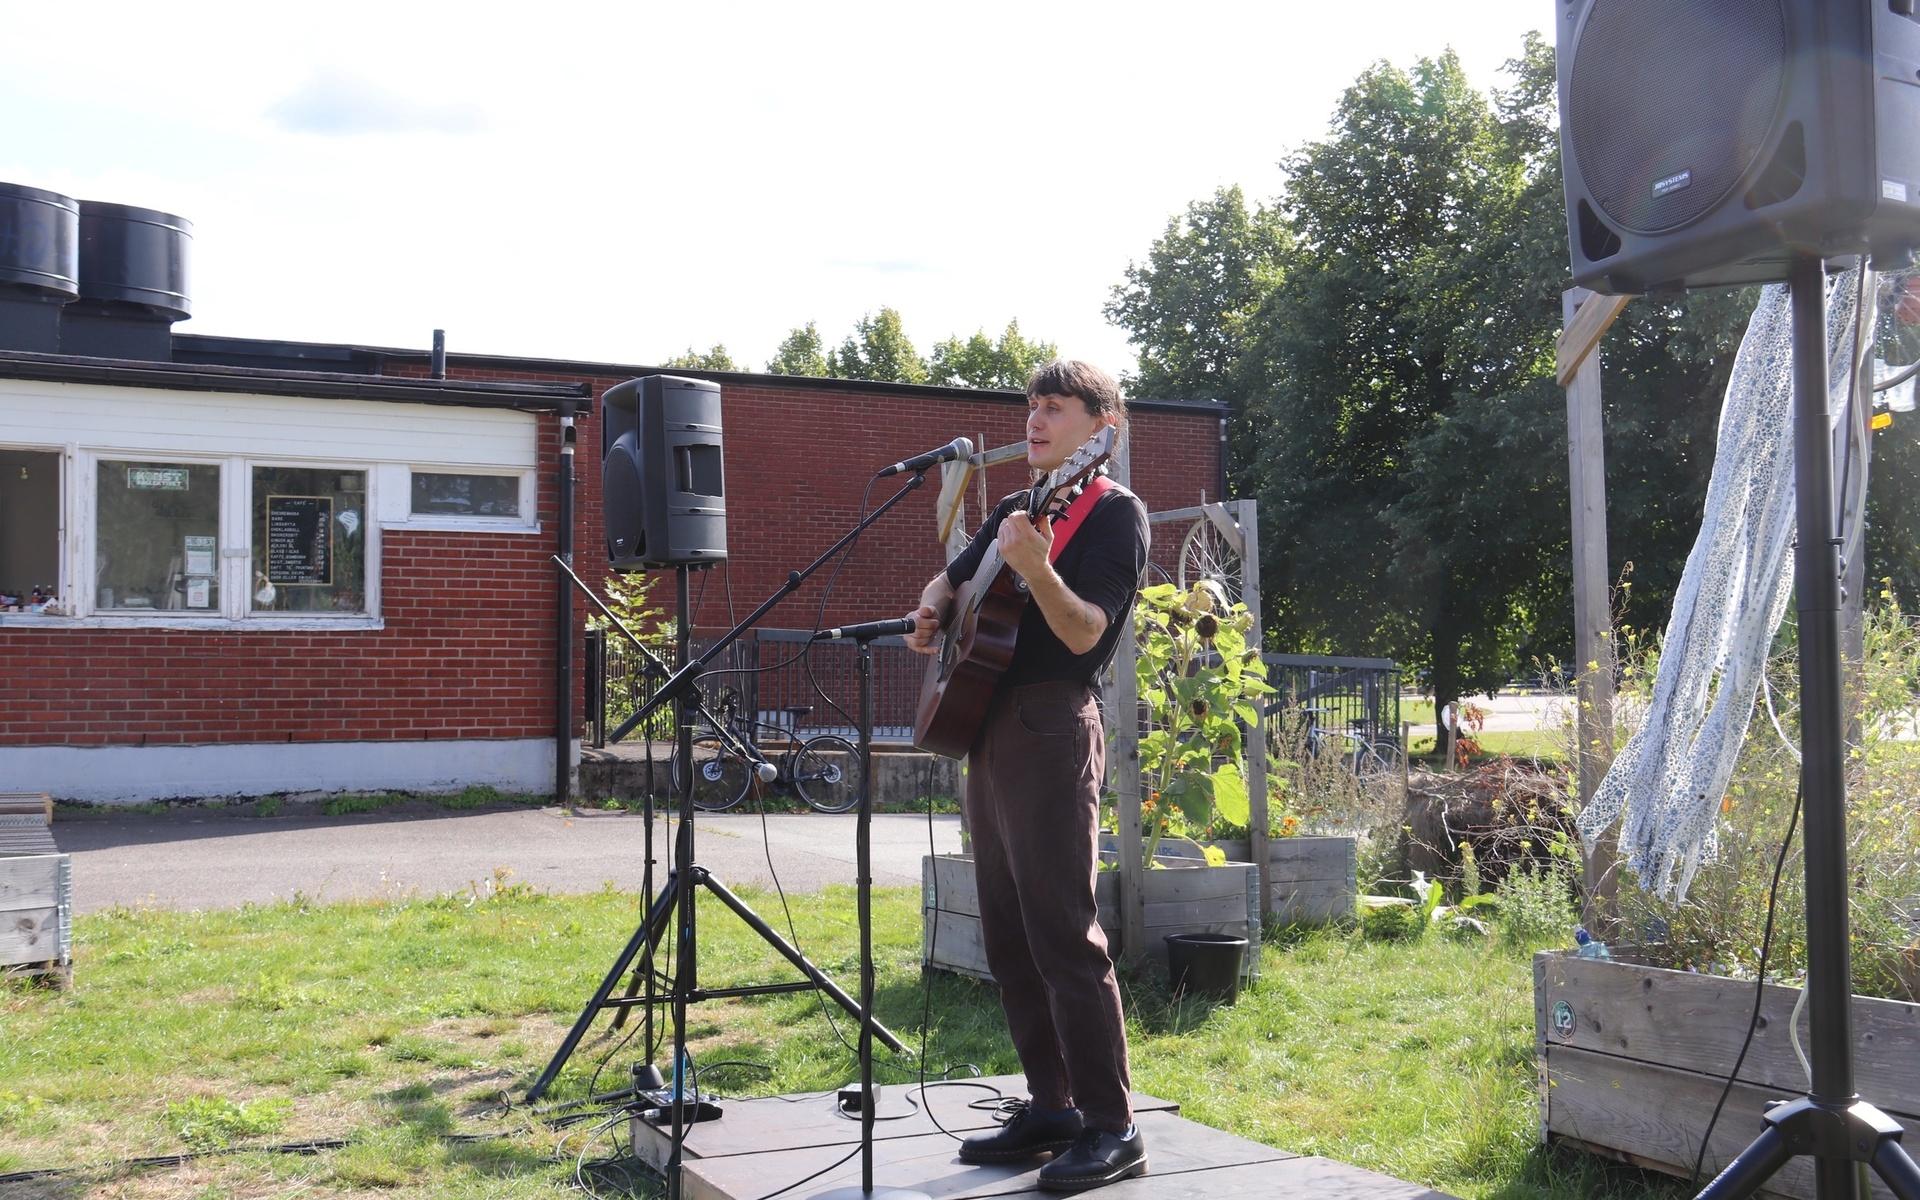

{"left": 1, "top": 886, "right": 1677, "bottom": 1199}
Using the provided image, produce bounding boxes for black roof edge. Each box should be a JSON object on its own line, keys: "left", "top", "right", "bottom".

{"left": 172, "top": 333, "right": 1228, "bottom": 415}
{"left": 0, "top": 349, "right": 589, "bottom": 411}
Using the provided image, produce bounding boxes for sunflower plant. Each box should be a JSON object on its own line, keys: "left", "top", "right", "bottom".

{"left": 1132, "top": 581, "right": 1274, "bottom": 867}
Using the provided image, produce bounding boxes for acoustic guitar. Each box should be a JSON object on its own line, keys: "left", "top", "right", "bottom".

{"left": 912, "top": 427, "right": 1118, "bottom": 759}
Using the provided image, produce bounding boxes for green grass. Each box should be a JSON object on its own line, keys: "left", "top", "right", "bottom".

{"left": 0, "top": 888, "right": 1675, "bottom": 1199}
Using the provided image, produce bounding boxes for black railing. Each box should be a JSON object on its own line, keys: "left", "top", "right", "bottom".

{"left": 589, "top": 627, "right": 923, "bottom": 747}
{"left": 1259, "top": 653, "right": 1402, "bottom": 762}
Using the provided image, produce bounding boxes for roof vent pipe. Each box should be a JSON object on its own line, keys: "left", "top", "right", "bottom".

{"left": 431, "top": 328, "right": 446, "bottom": 379}
{"left": 0, "top": 182, "right": 80, "bottom": 354}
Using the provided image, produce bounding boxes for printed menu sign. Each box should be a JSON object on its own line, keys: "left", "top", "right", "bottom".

{"left": 266, "top": 495, "right": 332, "bottom": 585}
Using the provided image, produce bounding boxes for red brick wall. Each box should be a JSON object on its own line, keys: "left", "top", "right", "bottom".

{"left": 0, "top": 364, "right": 1220, "bottom": 751}
{"left": 0, "top": 529, "right": 559, "bottom": 745}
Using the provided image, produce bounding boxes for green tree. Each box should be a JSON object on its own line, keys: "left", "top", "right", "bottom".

{"left": 927, "top": 320, "right": 1057, "bottom": 389}
{"left": 661, "top": 344, "right": 738, "bottom": 371}
{"left": 827, "top": 308, "right": 928, "bottom": 384}
{"left": 766, "top": 322, "right": 830, "bottom": 376}
{"left": 1105, "top": 185, "right": 1288, "bottom": 471}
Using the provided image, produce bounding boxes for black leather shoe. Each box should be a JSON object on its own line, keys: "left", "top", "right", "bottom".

{"left": 1036, "top": 1125, "right": 1148, "bottom": 1192}
{"left": 957, "top": 1099, "right": 1084, "bottom": 1164}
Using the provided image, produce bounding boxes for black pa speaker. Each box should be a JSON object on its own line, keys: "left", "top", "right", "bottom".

{"left": 602, "top": 375, "right": 727, "bottom": 569}
{"left": 1559, "top": 0, "right": 1920, "bottom": 293}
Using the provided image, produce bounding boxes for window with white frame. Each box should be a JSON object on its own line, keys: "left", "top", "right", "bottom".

{"left": 250, "top": 466, "right": 369, "bottom": 614}
{"left": 95, "top": 459, "right": 222, "bottom": 613}
{"left": 68, "top": 454, "right": 376, "bottom": 621}
{"left": 0, "top": 448, "right": 61, "bottom": 612}
{"left": 410, "top": 470, "right": 522, "bottom": 519}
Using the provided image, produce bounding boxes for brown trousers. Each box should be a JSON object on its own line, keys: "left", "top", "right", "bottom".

{"left": 964, "top": 680, "right": 1134, "bottom": 1134}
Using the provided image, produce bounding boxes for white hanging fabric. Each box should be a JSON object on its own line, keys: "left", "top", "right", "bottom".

{"left": 1576, "top": 266, "right": 1864, "bottom": 901}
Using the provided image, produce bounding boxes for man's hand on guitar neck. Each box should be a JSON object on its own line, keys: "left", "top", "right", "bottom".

{"left": 998, "top": 512, "right": 1108, "bottom": 656}
{"left": 996, "top": 511, "right": 1054, "bottom": 580}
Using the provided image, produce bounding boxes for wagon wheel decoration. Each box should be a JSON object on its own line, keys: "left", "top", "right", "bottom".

{"left": 1177, "top": 512, "right": 1244, "bottom": 607}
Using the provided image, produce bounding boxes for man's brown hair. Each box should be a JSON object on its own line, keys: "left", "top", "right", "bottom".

{"left": 1027, "top": 358, "right": 1128, "bottom": 429}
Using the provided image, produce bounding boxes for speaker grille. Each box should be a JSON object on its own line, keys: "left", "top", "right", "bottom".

{"left": 1569, "top": 0, "right": 1789, "bottom": 235}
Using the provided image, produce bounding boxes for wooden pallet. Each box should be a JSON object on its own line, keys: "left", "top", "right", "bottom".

{"left": 630, "top": 1073, "right": 1455, "bottom": 1200}
{"left": 1, "top": 796, "right": 70, "bottom": 987}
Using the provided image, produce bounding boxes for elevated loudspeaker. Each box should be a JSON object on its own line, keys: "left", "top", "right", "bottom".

{"left": 602, "top": 375, "right": 727, "bottom": 569}
{"left": 1559, "top": 0, "right": 1920, "bottom": 293}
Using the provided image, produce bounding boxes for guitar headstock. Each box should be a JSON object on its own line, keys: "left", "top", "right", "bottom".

{"left": 1030, "top": 426, "right": 1118, "bottom": 517}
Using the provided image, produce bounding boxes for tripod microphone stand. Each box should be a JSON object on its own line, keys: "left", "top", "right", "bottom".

{"left": 529, "top": 468, "right": 939, "bottom": 1199}
{"left": 1694, "top": 254, "right": 1920, "bottom": 1200}
{"left": 808, "top": 625, "right": 931, "bottom": 1200}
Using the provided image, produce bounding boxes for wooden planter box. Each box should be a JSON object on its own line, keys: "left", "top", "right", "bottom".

{"left": 922, "top": 853, "right": 1261, "bottom": 984}
{"left": 1535, "top": 950, "right": 1920, "bottom": 1200}
{"left": 1, "top": 796, "right": 72, "bottom": 986}
{"left": 1205, "top": 836, "right": 1357, "bottom": 926}
{"left": 1, "top": 855, "right": 71, "bottom": 985}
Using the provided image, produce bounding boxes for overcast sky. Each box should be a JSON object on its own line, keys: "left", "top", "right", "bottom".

{"left": 4, "top": 2, "right": 1549, "bottom": 381}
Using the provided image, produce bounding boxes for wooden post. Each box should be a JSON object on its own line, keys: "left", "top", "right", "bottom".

{"left": 1108, "top": 434, "right": 1147, "bottom": 966}
{"left": 1235, "top": 498, "right": 1272, "bottom": 923}
{"left": 1560, "top": 287, "right": 1629, "bottom": 937}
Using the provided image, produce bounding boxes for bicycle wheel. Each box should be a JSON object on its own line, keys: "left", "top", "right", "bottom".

{"left": 793, "top": 734, "right": 863, "bottom": 814}
{"left": 671, "top": 735, "right": 752, "bottom": 813}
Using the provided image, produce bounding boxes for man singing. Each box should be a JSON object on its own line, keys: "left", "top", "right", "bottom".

{"left": 906, "top": 359, "right": 1150, "bottom": 1192}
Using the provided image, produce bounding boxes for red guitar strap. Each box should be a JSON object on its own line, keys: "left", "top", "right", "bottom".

{"left": 1047, "top": 474, "right": 1117, "bottom": 565}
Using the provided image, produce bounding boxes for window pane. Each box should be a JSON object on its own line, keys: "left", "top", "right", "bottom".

{"left": 411, "top": 472, "right": 521, "bottom": 517}
{"left": 0, "top": 450, "right": 60, "bottom": 612}
{"left": 96, "top": 461, "right": 221, "bottom": 612}
{"left": 252, "top": 466, "right": 367, "bottom": 614}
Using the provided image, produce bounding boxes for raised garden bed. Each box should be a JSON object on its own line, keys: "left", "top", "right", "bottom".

{"left": 1205, "top": 835, "right": 1357, "bottom": 926}
{"left": 1, "top": 793, "right": 71, "bottom": 986}
{"left": 1535, "top": 949, "right": 1920, "bottom": 1200}
{"left": 922, "top": 852, "right": 1261, "bottom": 984}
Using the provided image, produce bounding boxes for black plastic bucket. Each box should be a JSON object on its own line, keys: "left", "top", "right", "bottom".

{"left": 1164, "top": 932, "right": 1247, "bottom": 1004}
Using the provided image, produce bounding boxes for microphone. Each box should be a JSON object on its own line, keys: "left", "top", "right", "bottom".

{"left": 813, "top": 616, "right": 918, "bottom": 641}
{"left": 876, "top": 436, "right": 973, "bottom": 477}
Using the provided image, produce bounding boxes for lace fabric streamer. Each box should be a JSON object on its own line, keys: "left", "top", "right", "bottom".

{"left": 1575, "top": 267, "right": 1864, "bottom": 900}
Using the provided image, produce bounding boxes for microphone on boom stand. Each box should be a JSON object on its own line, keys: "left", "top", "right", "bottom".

{"left": 875, "top": 437, "right": 972, "bottom": 478}
{"left": 808, "top": 617, "right": 933, "bottom": 1200}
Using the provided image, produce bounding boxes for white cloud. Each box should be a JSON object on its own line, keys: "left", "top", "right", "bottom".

{"left": 0, "top": 0, "right": 1548, "bottom": 381}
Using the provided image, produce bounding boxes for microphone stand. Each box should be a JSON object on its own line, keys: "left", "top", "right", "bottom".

{"left": 531, "top": 466, "right": 941, "bottom": 1200}
{"left": 811, "top": 626, "right": 931, "bottom": 1200}
{"left": 1692, "top": 256, "right": 1920, "bottom": 1200}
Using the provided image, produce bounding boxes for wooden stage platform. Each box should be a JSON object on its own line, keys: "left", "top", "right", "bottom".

{"left": 630, "top": 1073, "right": 1455, "bottom": 1200}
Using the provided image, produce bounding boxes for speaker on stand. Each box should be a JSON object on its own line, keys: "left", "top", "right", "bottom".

{"left": 1558, "top": 4, "right": 1920, "bottom": 1199}
{"left": 603, "top": 374, "right": 728, "bottom": 569}
{"left": 1560, "top": 0, "right": 1920, "bottom": 293}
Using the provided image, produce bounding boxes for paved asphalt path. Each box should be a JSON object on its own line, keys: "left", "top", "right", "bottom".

{"left": 54, "top": 807, "right": 964, "bottom": 914}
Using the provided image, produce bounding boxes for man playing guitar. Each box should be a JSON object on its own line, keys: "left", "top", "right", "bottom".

{"left": 905, "top": 360, "right": 1150, "bottom": 1192}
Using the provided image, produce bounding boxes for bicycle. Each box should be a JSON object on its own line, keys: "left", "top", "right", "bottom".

{"left": 1311, "top": 724, "right": 1399, "bottom": 782}
{"left": 668, "top": 690, "right": 865, "bottom": 814}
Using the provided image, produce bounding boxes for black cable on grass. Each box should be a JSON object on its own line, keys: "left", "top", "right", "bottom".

{"left": 1689, "top": 780, "right": 1804, "bottom": 1188}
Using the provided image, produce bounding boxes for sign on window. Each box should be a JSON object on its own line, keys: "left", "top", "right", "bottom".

{"left": 265, "top": 495, "right": 333, "bottom": 585}
{"left": 127, "top": 466, "right": 190, "bottom": 491}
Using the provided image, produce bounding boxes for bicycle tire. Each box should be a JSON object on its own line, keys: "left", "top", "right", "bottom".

{"left": 671, "top": 735, "right": 752, "bottom": 813}
{"left": 794, "top": 734, "right": 863, "bottom": 814}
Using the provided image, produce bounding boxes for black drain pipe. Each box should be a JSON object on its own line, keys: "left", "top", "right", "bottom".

{"left": 556, "top": 404, "right": 577, "bottom": 806}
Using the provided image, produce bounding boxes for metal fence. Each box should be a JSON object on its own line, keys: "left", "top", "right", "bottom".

{"left": 589, "top": 627, "right": 923, "bottom": 747}
{"left": 1259, "top": 653, "right": 1403, "bottom": 761}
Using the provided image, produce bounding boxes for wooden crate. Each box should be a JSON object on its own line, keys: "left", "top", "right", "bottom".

{"left": 922, "top": 853, "right": 1261, "bottom": 984}
{"left": 1535, "top": 950, "right": 1920, "bottom": 1200}
{"left": 1206, "top": 836, "right": 1357, "bottom": 926}
{"left": 1, "top": 853, "right": 72, "bottom": 986}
